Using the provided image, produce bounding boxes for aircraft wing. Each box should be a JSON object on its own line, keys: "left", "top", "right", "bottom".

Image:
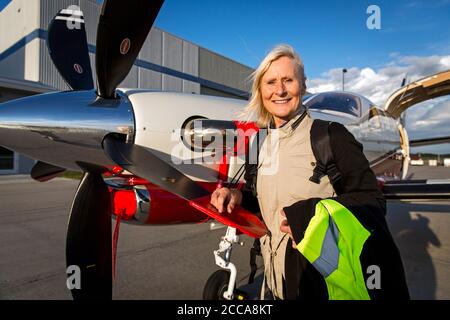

{"left": 384, "top": 69, "right": 450, "bottom": 118}
{"left": 409, "top": 136, "right": 450, "bottom": 147}
{"left": 381, "top": 179, "right": 450, "bottom": 200}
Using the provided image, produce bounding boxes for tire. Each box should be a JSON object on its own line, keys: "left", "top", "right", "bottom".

{"left": 202, "top": 270, "right": 230, "bottom": 300}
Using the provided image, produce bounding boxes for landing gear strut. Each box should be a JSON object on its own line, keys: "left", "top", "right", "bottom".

{"left": 203, "top": 226, "right": 247, "bottom": 300}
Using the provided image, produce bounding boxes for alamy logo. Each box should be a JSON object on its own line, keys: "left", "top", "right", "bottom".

{"left": 366, "top": 5, "right": 381, "bottom": 30}
{"left": 66, "top": 265, "right": 81, "bottom": 290}
{"left": 366, "top": 265, "right": 381, "bottom": 289}
{"left": 170, "top": 124, "right": 280, "bottom": 176}
{"left": 64, "top": 5, "right": 83, "bottom": 30}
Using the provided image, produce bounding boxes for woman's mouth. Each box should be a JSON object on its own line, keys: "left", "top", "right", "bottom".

{"left": 272, "top": 98, "right": 292, "bottom": 104}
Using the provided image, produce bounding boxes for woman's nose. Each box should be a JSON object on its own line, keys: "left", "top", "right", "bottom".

{"left": 275, "top": 81, "right": 286, "bottom": 95}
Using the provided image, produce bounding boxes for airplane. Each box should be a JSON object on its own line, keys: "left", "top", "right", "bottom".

{"left": 1, "top": 0, "right": 450, "bottom": 300}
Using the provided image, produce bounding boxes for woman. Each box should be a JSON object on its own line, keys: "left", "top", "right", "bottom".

{"left": 210, "top": 44, "right": 409, "bottom": 300}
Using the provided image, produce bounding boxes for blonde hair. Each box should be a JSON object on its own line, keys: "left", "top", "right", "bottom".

{"left": 241, "top": 44, "right": 306, "bottom": 128}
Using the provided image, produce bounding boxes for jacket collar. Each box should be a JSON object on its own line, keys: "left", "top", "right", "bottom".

{"left": 268, "top": 105, "right": 308, "bottom": 138}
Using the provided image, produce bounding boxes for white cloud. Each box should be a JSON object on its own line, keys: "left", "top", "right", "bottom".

{"left": 406, "top": 98, "right": 450, "bottom": 154}
{"left": 307, "top": 54, "right": 450, "bottom": 106}
{"left": 407, "top": 98, "right": 450, "bottom": 137}
{"left": 306, "top": 54, "right": 450, "bottom": 152}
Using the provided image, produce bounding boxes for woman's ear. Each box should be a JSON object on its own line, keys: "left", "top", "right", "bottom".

{"left": 301, "top": 83, "right": 307, "bottom": 96}
{"left": 300, "top": 74, "right": 307, "bottom": 95}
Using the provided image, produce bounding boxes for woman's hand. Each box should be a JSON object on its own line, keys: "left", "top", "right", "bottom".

{"left": 210, "top": 187, "right": 243, "bottom": 214}
{"left": 280, "top": 209, "right": 298, "bottom": 249}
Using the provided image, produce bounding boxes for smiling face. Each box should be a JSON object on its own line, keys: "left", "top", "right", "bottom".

{"left": 260, "top": 56, "right": 305, "bottom": 128}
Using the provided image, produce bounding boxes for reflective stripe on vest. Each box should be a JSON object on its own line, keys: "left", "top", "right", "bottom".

{"left": 296, "top": 199, "right": 371, "bottom": 300}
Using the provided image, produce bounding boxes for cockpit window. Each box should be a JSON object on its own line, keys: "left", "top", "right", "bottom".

{"left": 304, "top": 92, "right": 361, "bottom": 117}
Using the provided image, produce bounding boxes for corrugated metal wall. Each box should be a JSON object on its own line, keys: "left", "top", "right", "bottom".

{"left": 79, "top": 0, "right": 99, "bottom": 88}
{"left": 199, "top": 48, "right": 253, "bottom": 93}
{"left": 183, "top": 41, "right": 200, "bottom": 94}
{"left": 162, "top": 32, "right": 183, "bottom": 92}
{"left": 139, "top": 28, "right": 163, "bottom": 90}
{"left": 79, "top": 0, "right": 99, "bottom": 46}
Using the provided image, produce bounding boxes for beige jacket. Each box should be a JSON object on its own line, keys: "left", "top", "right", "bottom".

{"left": 256, "top": 111, "right": 334, "bottom": 299}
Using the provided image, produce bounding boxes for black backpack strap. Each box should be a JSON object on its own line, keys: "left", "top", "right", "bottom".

{"left": 248, "top": 238, "right": 261, "bottom": 284}
{"left": 309, "top": 120, "right": 342, "bottom": 193}
{"left": 245, "top": 128, "right": 267, "bottom": 197}
{"left": 245, "top": 130, "right": 267, "bottom": 284}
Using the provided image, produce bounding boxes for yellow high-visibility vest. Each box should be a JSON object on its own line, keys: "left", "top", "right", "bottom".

{"left": 297, "top": 199, "right": 371, "bottom": 300}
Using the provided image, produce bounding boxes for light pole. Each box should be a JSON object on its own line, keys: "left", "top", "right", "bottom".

{"left": 342, "top": 68, "right": 347, "bottom": 91}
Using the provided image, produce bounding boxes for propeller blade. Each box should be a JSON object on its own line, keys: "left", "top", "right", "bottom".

{"left": 46, "top": 8, "right": 94, "bottom": 90}
{"left": 30, "top": 161, "right": 66, "bottom": 182}
{"left": 95, "top": 0, "right": 164, "bottom": 98}
{"left": 103, "top": 135, "right": 210, "bottom": 201}
{"left": 66, "top": 172, "right": 112, "bottom": 300}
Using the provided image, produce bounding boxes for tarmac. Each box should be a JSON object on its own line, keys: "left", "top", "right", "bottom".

{"left": 0, "top": 166, "right": 449, "bottom": 300}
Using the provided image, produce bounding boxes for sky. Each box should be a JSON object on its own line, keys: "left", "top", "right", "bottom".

{"left": 1, "top": 0, "right": 450, "bottom": 153}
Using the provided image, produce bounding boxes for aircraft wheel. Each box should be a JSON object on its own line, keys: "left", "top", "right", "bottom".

{"left": 202, "top": 270, "right": 230, "bottom": 300}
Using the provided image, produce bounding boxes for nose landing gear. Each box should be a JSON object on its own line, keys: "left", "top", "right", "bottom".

{"left": 202, "top": 226, "right": 248, "bottom": 300}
